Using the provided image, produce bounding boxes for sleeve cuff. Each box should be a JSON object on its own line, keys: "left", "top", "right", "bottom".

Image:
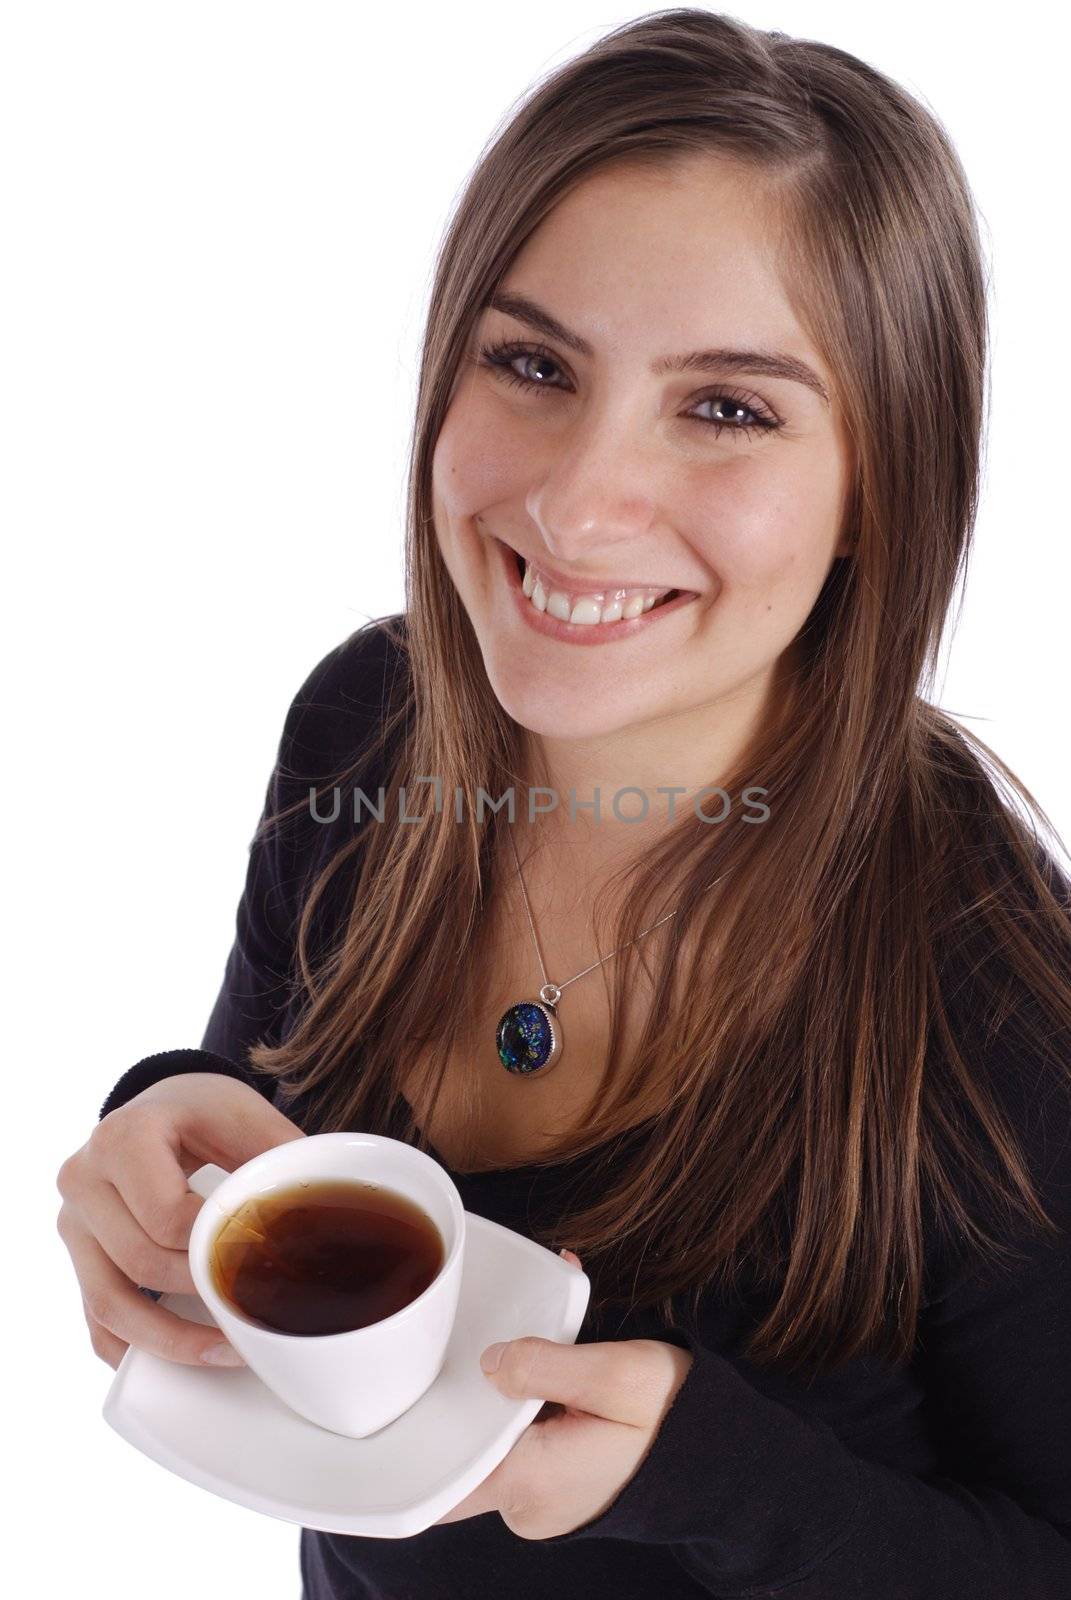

{"left": 544, "top": 1328, "right": 865, "bottom": 1589}
{"left": 98, "top": 1047, "right": 272, "bottom": 1122}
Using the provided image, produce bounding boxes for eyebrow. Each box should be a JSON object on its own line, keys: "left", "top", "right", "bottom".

{"left": 483, "top": 290, "right": 830, "bottom": 407}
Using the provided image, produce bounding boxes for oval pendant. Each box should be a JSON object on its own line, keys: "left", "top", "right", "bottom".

{"left": 496, "top": 987, "right": 562, "bottom": 1076}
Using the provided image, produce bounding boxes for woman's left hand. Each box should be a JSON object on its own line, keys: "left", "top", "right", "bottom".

{"left": 435, "top": 1251, "right": 693, "bottom": 1539}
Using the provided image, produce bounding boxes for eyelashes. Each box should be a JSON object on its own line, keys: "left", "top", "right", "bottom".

{"left": 475, "top": 339, "right": 782, "bottom": 440}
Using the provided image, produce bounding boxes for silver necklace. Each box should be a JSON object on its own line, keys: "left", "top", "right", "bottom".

{"left": 495, "top": 825, "right": 729, "bottom": 1077}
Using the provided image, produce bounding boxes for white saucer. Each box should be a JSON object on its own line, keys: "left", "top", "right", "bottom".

{"left": 103, "top": 1211, "right": 590, "bottom": 1537}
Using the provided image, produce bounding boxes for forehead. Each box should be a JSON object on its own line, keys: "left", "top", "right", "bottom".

{"left": 498, "top": 155, "right": 813, "bottom": 364}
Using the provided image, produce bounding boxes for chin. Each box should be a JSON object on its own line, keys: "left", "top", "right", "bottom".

{"left": 480, "top": 655, "right": 643, "bottom": 742}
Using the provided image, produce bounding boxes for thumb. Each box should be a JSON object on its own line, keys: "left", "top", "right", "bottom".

{"left": 162, "top": 1078, "right": 307, "bottom": 1234}
{"left": 178, "top": 1077, "right": 308, "bottom": 1172}
{"left": 479, "top": 1335, "right": 653, "bottom": 1426}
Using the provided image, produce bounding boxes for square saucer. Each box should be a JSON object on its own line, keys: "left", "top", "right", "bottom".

{"left": 103, "top": 1211, "right": 590, "bottom": 1537}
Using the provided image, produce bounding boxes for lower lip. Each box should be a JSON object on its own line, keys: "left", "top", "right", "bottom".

{"left": 495, "top": 539, "right": 698, "bottom": 647}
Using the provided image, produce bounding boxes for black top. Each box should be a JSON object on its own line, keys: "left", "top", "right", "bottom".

{"left": 100, "top": 617, "right": 1071, "bottom": 1599}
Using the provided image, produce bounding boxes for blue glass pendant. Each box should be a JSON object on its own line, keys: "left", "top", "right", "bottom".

{"left": 496, "top": 985, "right": 562, "bottom": 1075}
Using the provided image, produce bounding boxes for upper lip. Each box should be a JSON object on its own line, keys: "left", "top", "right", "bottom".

{"left": 502, "top": 540, "right": 692, "bottom": 596}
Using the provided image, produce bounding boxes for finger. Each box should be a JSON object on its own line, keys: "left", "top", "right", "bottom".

{"left": 434, "top": 1424, "right": 545, "bottom": 1524}
{"left": 94, "top": 1110, "right": 206, "bottom": 1251}
{"left": 63, "top": 1216, "right": 244, "bottom": 1367}
{"left": 97, "top": 1083, "right": 305, "bottom": 1252}
{"left": 483, "top": 1336, "right": 676, "bottom": 1427}
{"left": 146, "top": 1072, "right": 308, "bottom": 1174}
{"left": 81, "top": 1299, "right": 130, "bottom": 1370}
{"left": 558, "top": 1248, "right": 583, "bottom": 1269}
{"left": 64, "top": 1180, "right": 197, "bottom": 1296}
{"left": 434, "top": 1459, "right": 508, "bottom": 1523}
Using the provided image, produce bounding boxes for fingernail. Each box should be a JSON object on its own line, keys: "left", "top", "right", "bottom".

{"left": 480, "top": 1341, "right": 506, "bottom": 1374}
{"left": 201, "top": 1342, "right": 246, "bottom": 1366}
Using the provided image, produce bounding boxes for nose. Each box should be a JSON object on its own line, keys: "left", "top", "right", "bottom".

{"left": 524, "top": 413, "right": 662, "bottom": 566}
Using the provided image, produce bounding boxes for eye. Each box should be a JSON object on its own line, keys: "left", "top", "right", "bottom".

{"left": 690, "top": 393, "right": 780, "bottom": 437}
{"left": 478, "top": 340, "right": 569, "bottom": 393}
{"left": 476, "top": 339, "right": 781, "bottom": 440}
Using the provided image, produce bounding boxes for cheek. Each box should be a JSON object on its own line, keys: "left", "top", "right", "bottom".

{"left": 433, "top": 393, "right": 528, "bottom": 518}
{"left": 690, "top": 453, "right": 844, "bottom": 602}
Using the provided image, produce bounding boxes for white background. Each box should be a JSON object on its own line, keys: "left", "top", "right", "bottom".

{"left": 5, "top": 3, "right": 1067, "bottom": 1595}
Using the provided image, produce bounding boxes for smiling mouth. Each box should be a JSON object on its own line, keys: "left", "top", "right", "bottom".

{"left": 506, "top": 544, "right": 693, "bottom": 625}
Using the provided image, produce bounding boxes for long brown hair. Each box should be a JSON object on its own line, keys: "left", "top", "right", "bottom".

{"left": 244, "top": 9, "right": 1071, "bottom": 1373}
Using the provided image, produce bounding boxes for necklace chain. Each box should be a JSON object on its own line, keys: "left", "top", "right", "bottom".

{"left": 506, "top": 825, "right": 728, "bottom": 1000}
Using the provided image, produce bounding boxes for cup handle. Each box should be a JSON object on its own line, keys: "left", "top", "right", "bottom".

{"left": 187, "top": 1162, "right": 230, "bottom": 1200}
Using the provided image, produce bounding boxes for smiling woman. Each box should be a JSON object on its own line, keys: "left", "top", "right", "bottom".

{"left": 433, "top": 154, "right": 853, "bottom": 722}
{"left": 80, "top": 8, "right": 1071, "bottom": 1600}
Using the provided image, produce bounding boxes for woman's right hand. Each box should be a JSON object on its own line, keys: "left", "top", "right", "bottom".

{"left": 56, "top": 1071, "right": 307, "bottom": 1370}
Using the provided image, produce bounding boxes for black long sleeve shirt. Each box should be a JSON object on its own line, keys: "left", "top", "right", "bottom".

{"left": 100, "top": 617, "right": 1071, "bottom": 1598}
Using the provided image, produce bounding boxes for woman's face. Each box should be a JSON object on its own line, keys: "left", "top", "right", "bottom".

{"left": 432, "top": 154, "right": 853, "bottom": 751}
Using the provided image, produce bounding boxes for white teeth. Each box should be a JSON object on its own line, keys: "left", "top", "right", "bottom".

{"left": 519, "top": 556, "right": 680, "bottom": 625}
{"left": 569, "top": 597, "right": 603, "bottom": 625}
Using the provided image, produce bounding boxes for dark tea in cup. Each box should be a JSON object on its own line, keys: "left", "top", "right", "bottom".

{"left": 208, "top": 1178, "right": 445, "bottom": 1337}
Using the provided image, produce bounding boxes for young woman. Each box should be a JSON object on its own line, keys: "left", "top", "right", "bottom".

{"left": 59, "top": 10, "right": 1071, "bottom": 1597}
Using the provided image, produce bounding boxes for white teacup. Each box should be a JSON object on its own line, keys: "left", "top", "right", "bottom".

{"left": 187, "top": 1131, "right": 466, "bottom": 1439}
